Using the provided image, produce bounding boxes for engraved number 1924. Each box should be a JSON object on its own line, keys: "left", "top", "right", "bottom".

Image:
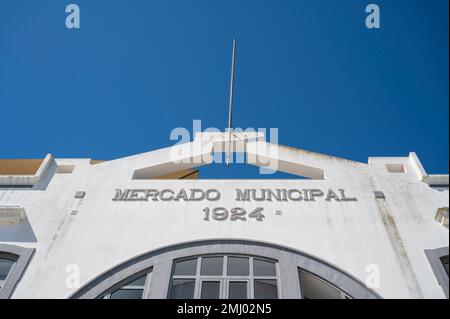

{"left": 203, "top": 207, "right": 265, "bottom": 222}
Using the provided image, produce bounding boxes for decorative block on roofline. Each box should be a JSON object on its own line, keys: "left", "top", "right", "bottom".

{"left": 0, "top": 154, "right": 54, "bottom": 186}
{"left": 435, "top": 207, "right": 449, "bottom": 229}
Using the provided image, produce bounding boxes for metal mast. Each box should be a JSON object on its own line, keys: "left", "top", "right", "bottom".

{"left": 226, "top": 38, "right": 236, "bottom": 166}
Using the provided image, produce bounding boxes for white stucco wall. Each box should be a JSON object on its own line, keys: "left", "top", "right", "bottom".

{"left": 0, "top": 143, "right": 448, "bottom": 299}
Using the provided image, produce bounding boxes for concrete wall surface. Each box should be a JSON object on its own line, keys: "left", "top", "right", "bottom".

{"left": 0, "top": 143, "right": 448, "bottom": 299}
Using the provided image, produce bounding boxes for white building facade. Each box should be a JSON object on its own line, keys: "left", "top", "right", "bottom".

{"left": 0, "top": 133, "right": 448, "bottom": 299}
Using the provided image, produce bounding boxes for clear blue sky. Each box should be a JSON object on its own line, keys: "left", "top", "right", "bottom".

{"left": 0, "top": 0, "right": 448, "bottom": 178}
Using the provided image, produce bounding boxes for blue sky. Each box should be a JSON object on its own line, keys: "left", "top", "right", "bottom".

{"left": 0, "top": 0, "right": 448, "bottom": 178}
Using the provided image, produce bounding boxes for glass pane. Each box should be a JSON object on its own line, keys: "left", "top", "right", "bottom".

{"left": 253, "top": 259, "right": 276, "bottom": 276}
{"left": 174, "top": 258, "right": 197, "bottom": 276}
{"left": 254, "top": 280, "right": 278, "bottom": 299}
{"left": 441, "top": 256, "right": 449, "bottom": 276}
{"left": 0, "top": 258, "right": 15, "bottom": 281}
{"left": 170, "top": 279, "right": 195, "bottom": 299}
{"left": 125, "top": 274, "right": 147, "bottom": 287}
{"left": 201, "top": 281, "right": 220, "bottom": 299}
{"left": 229, "top": 281, "right": 247, "bottom": 299}
{"left": 200, "top": 257, "right": 223, "bottom": 276}
{"left": 109, "top": 289, "right": 144, "bottom": 299}
{"left": 227, "top": 257, "right": 249, "bottom": 276}
{"left": 299, "top": 271, "right": 341, "bottom": 299}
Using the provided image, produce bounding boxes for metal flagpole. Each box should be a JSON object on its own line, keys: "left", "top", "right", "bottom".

{"left": 226, "top": 38, "right": 236, "bottom": 167}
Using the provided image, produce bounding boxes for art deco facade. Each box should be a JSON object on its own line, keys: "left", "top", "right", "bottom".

{"left": 0, "top": 133, "right": 448, "bottom": 299}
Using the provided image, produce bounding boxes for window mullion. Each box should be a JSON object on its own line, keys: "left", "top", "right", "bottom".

{"left": 194, "top": 257, "right": 201, "bottom": 299}
{"left": 121, "top": 286, "right": 144, "bottom": 290}
{"left": 142, "top": 272, "right": 152, "bottom": 299}
{"left": 222, "top": 256, "right": 226, "bottom": 299}
{"left": 249, "top": 257, "right": 254, "bottom": 299}
{"left": 170, "top": 254, "right": 278, "bottom": 300}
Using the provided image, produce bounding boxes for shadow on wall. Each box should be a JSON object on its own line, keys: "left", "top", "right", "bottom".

{"left": 0, "top": 218, "right": 37, "bottom": 243}
{"left": 33, "top": 160, "right": 57, "bottom": 191}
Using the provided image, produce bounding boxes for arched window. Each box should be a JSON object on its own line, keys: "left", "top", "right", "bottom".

{"left": 169, "top": 255, "right": 278, "bottom": 299}
{"left": 71, "top": 240, "right": 381, "bottom": 299}
{"left": 0, "top": 244, "right": 34, "bottom": 299}
{"left": 299, "top": 269, "right": 351, "bottom": 299}
{"left": 100, "top": 271, "right": 152, "bottom": 299}
{"left": 0, "top": 255, "right": 16, "bottom": 291}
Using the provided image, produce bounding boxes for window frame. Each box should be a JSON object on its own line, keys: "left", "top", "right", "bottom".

{"left": 425, "top": 247, "right": 449, "bottom": 298}
{"left": 0, "top": 255, "right": 17, "bottom": 290}
{"left": 100, "top": 270, "right": 152, "bottom": 299}
{"left": 169, "top": 254, "right": 280, "bottom": 299}
{"left": 0, "top": 244, "right": 35, "bottom": 299}
{"left": 71, "top": 240, "right": 382, "bottom": 299}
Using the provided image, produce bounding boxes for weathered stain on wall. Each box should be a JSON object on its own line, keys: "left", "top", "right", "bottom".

{"left": 375, "top": 198, "right": 423, "bottom": 298}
